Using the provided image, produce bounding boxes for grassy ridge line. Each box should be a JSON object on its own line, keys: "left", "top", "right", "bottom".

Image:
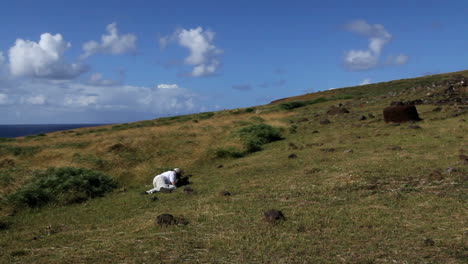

{"left": 0, "top": 70, "right": 467, "bottom": 263}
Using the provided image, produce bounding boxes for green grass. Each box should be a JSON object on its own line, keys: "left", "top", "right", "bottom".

{"left": 0, "top": 70, "right": 467, "bottom": 263}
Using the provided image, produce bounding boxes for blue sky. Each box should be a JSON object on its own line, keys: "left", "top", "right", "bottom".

{"left": 0, "top": 0, "right": 467, "bottom": 124}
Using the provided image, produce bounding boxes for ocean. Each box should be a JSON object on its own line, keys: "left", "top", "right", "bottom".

{"left": 0, "top": 124, "right": 106, "bottom": 138}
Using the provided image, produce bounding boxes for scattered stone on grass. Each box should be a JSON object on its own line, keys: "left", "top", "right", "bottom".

{"left": 263, "top": 209, "right": 286, "bottom": 224}
{"left": 312, "top": 130, "right": 319, "bottom": 134}
{"left": 296, "top": 118, "right": 309, "bottom": 123}
{"left": 320, "top": 148, "right": 336, "bottom": 152}
{"left": 288, "top": 143, "right": 299, "bottom": 150}
{"left": 0, "top": 159, "right": 15, "bottom": 168}
{"left": 383, "top": 104, "right": 422, "bottom": 123}
{"left": 304, "top": 168, "right": 321, "bottom": 174}
{"left": 183, "top": 187, "right": 194, "bottom": 194}
{"left": 389, "top": 146, "right": 402, "bottom": 151}
{"left": 288, "top": 153, "right": 297, "bottom": 159}
{"left": 156, "top": 214, "right": 176, "bottom": 226}
{"left": 359, "top": 115, "right": 367, "bottom": 121}
{"left": 320, "top": 119, "right": 331, "bottom": 125}
{"left": 219, "top": 191, "right": 231, "bottom": 196}
{"left": 459, "top": 154, "right": 468, "bottom": 164}
{"left": 217, "top": 164, "right": 223, "bottom": 168}
{"left": 428, "top": 170, "right": 444, "bottom": 181}
{"left": 150, "top": 196, "right": 158, "bottom": 201}
{"left": 343, "top": 149, "right": 354, "bottom": 153}
{"left": 0, "top": 220, "right": 11, "bottom": 231}
{"left": 424, "top": 238, "right": 435, "bottom": 246}
{"left": 446, "top": 167, "right": 458, "bottom": 174}
{"left": 108, "top": 143, "right": 131, "bottom": 152}
{"left": 327, "top": 106, "right": 350, "bottom": 115}
{"left": 408, "top": 125, "right": 422, "bottom": 129}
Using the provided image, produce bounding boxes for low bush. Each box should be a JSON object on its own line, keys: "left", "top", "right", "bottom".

{"left": 237, "top": 124, "right": 282, "bottom": 152}
{"left": 279, "top": 97, "right": 328, "bottom": 110}
{"left": 0, "top": 138, "right": 15, "bottom": 143}
{"left": 215, "top": 147, "right": 244, "bottom": 158}
{"left": 0, "top": 145, "right": 40, "bottom": 157}
{"left": 244, "top": 107, "right": 256, "bottom": 113}
{"left": 7, "top": 167, "right": 116, "bottom": 207}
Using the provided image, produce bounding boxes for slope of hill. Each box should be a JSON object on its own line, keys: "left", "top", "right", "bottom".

{"left": 0, "top": 70, "right": 467, "bottom": 263}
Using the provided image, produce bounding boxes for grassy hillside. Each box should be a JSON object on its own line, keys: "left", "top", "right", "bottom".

{"left": 0, "top": 71, "right": 467, "bottom": 263}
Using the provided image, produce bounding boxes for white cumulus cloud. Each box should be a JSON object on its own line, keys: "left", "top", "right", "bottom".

{"left": 161, "top": 26, "right": 222, "bottom": 77}
{"left": 0, "top": 93, "right": 8, "bottom": 104}
{"left": 25, "top": 95, "right": 47, "bottom": 105}
{"left": 8, "top": 33, "right": 87, "bottom": 79}
{"left": 157, "top": 84, "right": 179, "bottom": 89}
{"left": 344, "top": 20, "right": 408, "bottom": 70}
{"left": 88, "top": 72, "right": 118, "bottom": 86}
{"left": 359, "top": 78, "right": 371, "bottom": 85}
{"left": 82, "top": 22, "right": 137, "bottom": 58}
{"left": 385, "top": 54, "right": 409, "bottom": 65}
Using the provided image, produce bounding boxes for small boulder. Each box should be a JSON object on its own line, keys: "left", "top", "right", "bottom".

{"left": 312, "top": 130, "right": 319, "bottom": 134}
{"left": 383, "top": 104, "right": 422, "bottom": 123}
{"left": 327, "top": 106, "right": 350, "bottom": 115}
{"left": 220, "top": 191, "right": 231, "bottom": 196}
{"left": 320, "top": 119, "right": 331, "bottom": 125}
{"left": 264, "top": 209, "right": 286, "bottom": 224}
{"left": 156, "top": 214, "right": 176, "bottom": 226}
{"left": 150, "top": 196, "right": 158, "bottom": 201}
{"left": 459, "top": 154, "right": 468, "bottom": 164}
{"left": 359, "top": 115, "right": 367, "bottom": 121}
{"left": 288, "top": 153, "right": 297, "bottom": 159}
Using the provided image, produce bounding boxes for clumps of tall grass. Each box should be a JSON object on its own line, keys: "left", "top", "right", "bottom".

{"left": 0, "top": 145, "right": 41, "bottom": 157}
{"left": 278, "top": 97, "right": 328, "bottom": 110}
{"left": 0, "top": 138, "right": 15, "bottom": 143}
{"left": 72, "top": 153, "right": 109, "bottom": 169}
{"left": 6, "top": 167, "right": 116, "bottom": 207}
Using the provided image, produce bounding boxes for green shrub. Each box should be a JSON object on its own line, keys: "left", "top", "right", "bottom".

{"left": 0, "top": 138, "right": 15, "bottom": 143}
{"left": 215, "top": 147, "right": 244, "bottom": 158}
{"left": 245, "top": 107, "right": 256, "bottom": 113}
{"left": 7, "top": 167, "right": 116, "bottom": 207}
{"left": 279, "top": 101, "right": 307, "bottom": 110}
{"left": 0, "top": 145, "right": 40, "bottom": 157}
{"left": 249, "top": 116, "right": 265, "bottom": 123}
{"left": 279, "top": 98, "right": 328, "bottom": 110}
{"left": 237, "top": 124, "right": 282, "bottom": 152}
{"left": 196, "top": 112, "right": 215, "bottom": 120}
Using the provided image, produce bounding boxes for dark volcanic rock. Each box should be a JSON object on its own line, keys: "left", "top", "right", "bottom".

{"left": 288, "top": 153, "right": 297, "bottom": 159}
{"left": 108, "top": 143, "right": 130, "bottom": 152}
{"left": 327, "top": 106, "right": 350, "bottom": 115}
{"left": 264, "top": 209, "right": 286, "bottom": 224}
{"left": 220, "top": 191, "right": 231, "bottom": 196}
{"left": 459, "top": 154, "right": 468, "bottom": 164}
{"left": 359, "top": 115, "right": 367, "bottom": 121}
{"left": 383, "top": 104, "right": 422, "bottom": 123}
{"left": 156, "top": 214, "right": 176, "bottom": 226}
{"left": 320, "top": 119, "right": 331, "bottom": 125}
{"left": 312, "top": 130, "right": 319, "bottom": 134}
{"left": 288, "top": 143, "right": 299, "bottom": 150}
{"left": 150, "top": 196, "right": 158, "bottom": 201}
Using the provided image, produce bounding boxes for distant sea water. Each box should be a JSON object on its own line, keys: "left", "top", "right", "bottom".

{"left": 0, "top": 124, "right": 107, "bottom": 138}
